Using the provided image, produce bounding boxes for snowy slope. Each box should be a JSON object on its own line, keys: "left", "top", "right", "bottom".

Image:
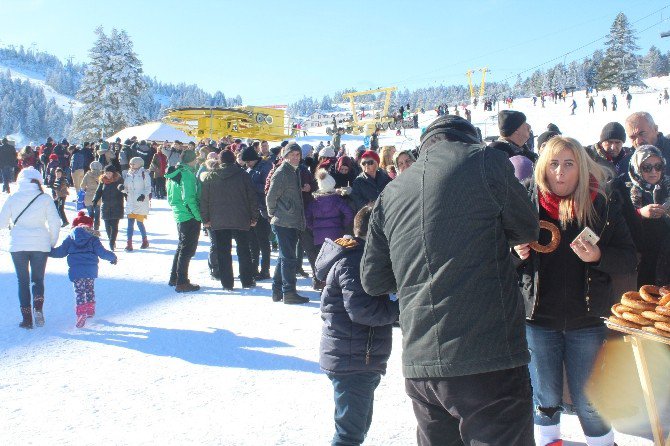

{"left": 0, "top": 63, "right": 83, "bottom": 114}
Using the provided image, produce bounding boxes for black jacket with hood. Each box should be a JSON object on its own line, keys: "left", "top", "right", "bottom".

{"left": 317, "top": 237, "right": 398, "bottom": 375}
{"left": 361, "top": 117, "right": 539, "bottom": 379}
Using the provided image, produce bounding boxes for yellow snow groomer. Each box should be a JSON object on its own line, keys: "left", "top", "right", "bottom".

{"left": 161, "top": 106, "right": 298, "bottom": 142}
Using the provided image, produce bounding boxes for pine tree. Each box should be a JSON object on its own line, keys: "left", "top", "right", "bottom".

{"left": 70, "top": 27, "right": 146, "bottom": 141}
{"left": 597, "top": 13, "right": 641, "bottom": 91}
{"left": 641, "top": 46, "right": 667, "bottom": 78}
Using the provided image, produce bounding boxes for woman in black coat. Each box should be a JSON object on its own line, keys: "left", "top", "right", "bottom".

{"left": 514, "top": 137, "right": 636, "bottom": 446}
{"left": 92, "top": 165, "right": 125, "bottom": 251}
{"left": 613, "top": 144, "right": 670, "bottom": 286}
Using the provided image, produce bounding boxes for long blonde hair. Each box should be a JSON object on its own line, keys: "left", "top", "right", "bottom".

{"left": 534, "top": 136, "right": 607, "bottom": 228}
{"left": 379, "top": 146, "right": 396, "bottom": 170}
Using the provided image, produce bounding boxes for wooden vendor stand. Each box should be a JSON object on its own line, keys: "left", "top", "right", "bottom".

{"left": 605, "top": 319, "right": 670, "bottom": 446}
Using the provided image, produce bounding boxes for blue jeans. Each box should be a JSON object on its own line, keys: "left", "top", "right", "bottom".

{"left": 10, "top": 251, "right": 49, "bottom": 308}
{"left": 1, "top": 166, "right": 14, "bottom": 192}
{"left": 328, "top": 372, "right": 381, "bottom": 446}
{"left": 86, "top": 205, "right": 100, "bottom": 229}
{"left": 526, "top": 323, "right": 610, "bottom": 437}
{"left": 127, "top": 217, "right": 147, "bottom": 240}
{"left": 271, "top": 224, "right": 299, "bottom": 293}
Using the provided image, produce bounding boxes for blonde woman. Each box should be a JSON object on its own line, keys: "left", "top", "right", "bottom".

{"left": 379, "top": 145, "right": 397, "bottom": 179}
{"left": 514, "top": 137, "right": 636, "bottom": 446}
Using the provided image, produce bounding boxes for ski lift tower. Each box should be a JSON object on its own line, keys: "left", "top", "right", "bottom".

{"left": 466, "top": 68, "right": 489, "bottom": 103}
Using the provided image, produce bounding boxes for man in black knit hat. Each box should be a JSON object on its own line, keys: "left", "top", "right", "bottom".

{"left": 488, "top": 110, "right": 538, "bottom": 162}
{"left": 586, "top": 122, "right": 632, "bottom": 176}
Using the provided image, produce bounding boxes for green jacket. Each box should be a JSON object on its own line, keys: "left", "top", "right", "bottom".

{"left": 165, "top": 163, "right": 202, "bottom": 223}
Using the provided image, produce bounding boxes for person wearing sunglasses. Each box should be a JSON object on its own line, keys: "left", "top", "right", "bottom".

{"left": 625, "top": 112, "right": 670, "bottom": 173}
{"left": 614, "top": 145, "right": 670, "bottom": 286}
{"left": 350, "top": 151, "right": 391, "bottom": 211}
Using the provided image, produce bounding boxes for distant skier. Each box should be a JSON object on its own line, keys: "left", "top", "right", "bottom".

{"left": 611, "top": 94, "right": 617, "bottom": 111}
{"left": 626, "top": 91, "right": 632, "bottom": 108}
{"left": 588, "top": 96, "right": 595, "bottom": 113}
{"left": 664, "top": 89, "right": 669, "bottom": 104}
{"left": 570, "top": 99, "right": 577, "bottom": 115}
{"left": 601, "top": 97, "right": 607, "bottom": 111}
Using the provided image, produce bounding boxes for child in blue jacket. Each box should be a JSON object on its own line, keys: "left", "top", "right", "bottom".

{"left": 315, "top": 204, "right": 399, "bottom": 446}
{"left": 50, "top": 210, "right": 117, "bottom": 327}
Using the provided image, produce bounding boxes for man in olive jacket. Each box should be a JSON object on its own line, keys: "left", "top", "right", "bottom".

{"left": 361, "top": 116, "right": 539, "bottom": 445}
{"left": 201, "top": 150, "right": 259, "bottom": 290}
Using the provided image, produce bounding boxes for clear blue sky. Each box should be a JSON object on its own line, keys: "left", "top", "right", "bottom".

{"left": 3, "top": 0, "right": 670, "bottom": 104}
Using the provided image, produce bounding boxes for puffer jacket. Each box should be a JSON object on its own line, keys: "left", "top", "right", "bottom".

{"left": 517, "top": 180, "right": 638, "bottom": 324}
{"left": 123, "top": 167, "right": 152, "bottom": 216}
{"left": 0, "top": 179, "right": 61, "bottom": 252}
{"left": 305, "top": 192, "right": 354, "bottom": 245}
{"left": 49, "top": 226, "right": 117, "bottom": 281}
{"left": 92, "top": 173, "right": 125, "bottom": 220}
{"left": 201, "top": 163, "right": 259, "bottom": 231}
{"left": 361, "top": 140, "right": 539, "bottom": 379}
{"left": 266, "top": 161, "right": 305, "bottom": 230}
{"left": 317, "top": 237, "right": 399, "bottom": 375}
{"left": 165, "top": 163, "right": 201, "bottom": 223}
{"left": 81, "top": 169, "right": 102, "bottom": 207}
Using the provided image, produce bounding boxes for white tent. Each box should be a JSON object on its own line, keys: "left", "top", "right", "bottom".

{"left": 106, "top": 122, "right": 195, "bottom": 143}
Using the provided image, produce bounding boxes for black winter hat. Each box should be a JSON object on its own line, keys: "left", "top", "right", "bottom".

{"left": 219, "top": 149, "right": 236, "bottom": 165}
{"left": 498, "top": 111, "right": 526, "bottom": 137}
{"left": 104, "top": 164, "right": 117, "bottom": 173}
{"left": 547, "top": 123, "right": 561, "bottom": 134}
{"left": 61, "top": 138, "right": 69, "bottom": 145}
{"left": 599, "top": 122, "right": 626, "bottom": 143}
{"left": 240, "top": 146, "right": 260, "bottom": 162}
{"left": 420, "top": 115, "right": 481, "bottom": 148}
{"left": 537, "top": 131, "right": 559, "bottom": 149}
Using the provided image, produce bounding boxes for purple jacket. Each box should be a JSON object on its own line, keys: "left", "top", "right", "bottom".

{"left": 305, "top": 192, "right": 354, "bottom": 245}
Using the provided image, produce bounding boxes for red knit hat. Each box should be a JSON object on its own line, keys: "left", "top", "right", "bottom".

{"left": 72, "top": 210, "right": 93, "bottom": 228}
{"left": 360, "top": 150, "right": 380, "bottom": 164}
{"left": 49, "top": 153, "right": 58, "bottom": 161}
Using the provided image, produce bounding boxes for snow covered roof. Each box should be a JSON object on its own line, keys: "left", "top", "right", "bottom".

{"left": 106, "top": 122, "right": 195, "bottom": 143}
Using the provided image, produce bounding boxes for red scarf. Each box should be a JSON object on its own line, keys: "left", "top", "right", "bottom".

{"left": 539, "top": 176, "right": 599, "bottom": 220}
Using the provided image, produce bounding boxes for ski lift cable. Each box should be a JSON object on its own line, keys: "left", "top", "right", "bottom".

{"left": 277, "top": 4, "right": 670, "bottom": 109}
{"left": 497, "top": 13, "right": 670, "bottom": 85}
{"left": 386, "top": 2, "right": 670, "bottom": 89}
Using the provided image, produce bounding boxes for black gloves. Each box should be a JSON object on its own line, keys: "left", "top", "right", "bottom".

{"left": 117, "top": 184, "right": 125, "bottom": 192}
{"left": 137, "top": 194, "right": 145, "bottom": 202}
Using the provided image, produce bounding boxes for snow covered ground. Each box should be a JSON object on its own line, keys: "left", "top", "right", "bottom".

{"left": 3, "top": 79, "right": 670, "bottom": 445}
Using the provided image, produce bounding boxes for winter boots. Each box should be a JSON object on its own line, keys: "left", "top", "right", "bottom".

{"left": 86, "top": 301, "right": 95, "bottom": 317}
{"left": 283, "top": 291, "right": 309, "bottom": 305}
{"left": 272, "top": 288, "right": 283, "bottom": 302}
{"left": 140, "top": 237, "right": 149, "bottom": 249}
{"left": 19, "top": 307, "right": 33, "bottom": 329}
{"left": 76, "top": 304, "right": 87, "bottom": 328}
{"left": 33, "top": 296, "right": 45, "bottom": 327}
{"left": 175, "top": 282, "right": 200, "bottom": 293}
{"left": 125, "top": 240, "right": 133, "bottom": 252}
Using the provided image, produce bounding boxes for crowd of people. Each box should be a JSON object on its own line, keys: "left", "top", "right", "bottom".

{"left": 1, "top": 104, "right": 670, "bottom": 445}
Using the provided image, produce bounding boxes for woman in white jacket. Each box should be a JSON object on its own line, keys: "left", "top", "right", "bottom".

{"left": 0, "top": 167, "right": 61, "bottom": 328}
{"left": 122, "top": 157, "right": 152, "bottom": 251}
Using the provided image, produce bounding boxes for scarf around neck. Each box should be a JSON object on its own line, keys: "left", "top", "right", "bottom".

{"left": 539, "top": 175, "right": 599, "bottom": 220}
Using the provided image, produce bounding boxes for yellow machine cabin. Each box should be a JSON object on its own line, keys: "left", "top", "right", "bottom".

{"left": 161, "top": 106, "right": 298, "bottom": 142}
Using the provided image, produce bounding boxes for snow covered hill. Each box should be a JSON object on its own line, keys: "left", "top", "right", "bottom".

{"left": 0, "top": 63, "right": 83, "bottom": 114}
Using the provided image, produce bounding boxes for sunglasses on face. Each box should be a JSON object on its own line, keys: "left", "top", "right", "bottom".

{"left": 641, "top": 163, "right": 664, "bottom": 173}
{"left": 361, "top": 160, "right": 376, "bottom": 166}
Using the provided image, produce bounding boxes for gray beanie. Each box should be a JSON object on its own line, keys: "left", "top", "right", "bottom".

{"left": 281, "top": 142, "right": 302, "bottom": 158}
{"left": 89, "top": 161, "right": 103, "bottom": 171}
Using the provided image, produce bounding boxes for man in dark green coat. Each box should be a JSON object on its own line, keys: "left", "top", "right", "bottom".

{"left": 166, "top": 150, "right": 201, "bottom": 292}
{"left": 361, "top": 116, "right": 539, "bottom": 445}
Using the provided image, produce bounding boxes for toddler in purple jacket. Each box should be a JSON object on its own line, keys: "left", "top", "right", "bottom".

{"left": 306, "top": 169, "right": 354, "bottom": 251}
